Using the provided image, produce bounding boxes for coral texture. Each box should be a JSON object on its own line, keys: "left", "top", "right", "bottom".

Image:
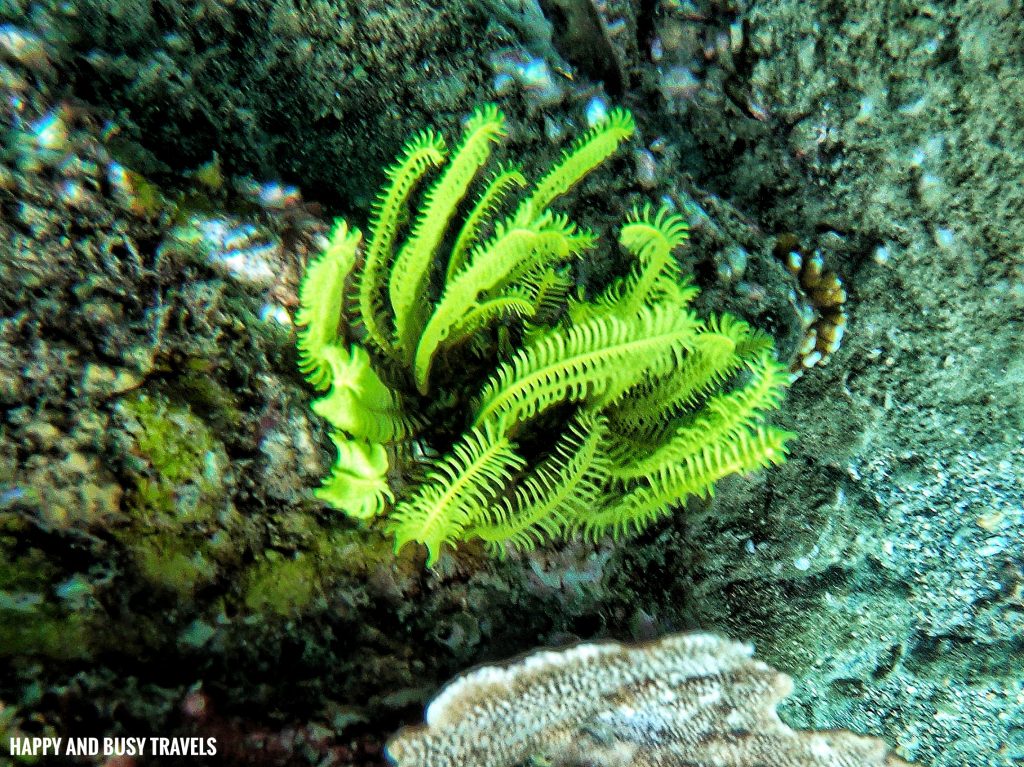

{"left": 386, "top": 632, "right": 910, "bottom": 767}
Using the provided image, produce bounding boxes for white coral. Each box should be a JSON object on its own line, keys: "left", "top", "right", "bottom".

{"left": 386, "top": 632, "right": 910, "bottom": 767}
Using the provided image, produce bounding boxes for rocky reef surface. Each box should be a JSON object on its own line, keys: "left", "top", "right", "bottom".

{"left": 0, "top": 1, "right": 1021, "bottom": 766}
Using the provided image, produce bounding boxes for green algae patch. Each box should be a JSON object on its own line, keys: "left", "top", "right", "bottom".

{"left": 122, "top": 392, "right": 225, "bottom": 523}
{"left": 132, "top": 536, "right": 220, "bottom": 596}
{"left": 241, "top": 551, "right": 320, "bottom": 617}
{"left": 115, "top": 393, "right": 240, "bottom": 597}
{"left": 0, "top": 542, "right": 93, "bottom": 661}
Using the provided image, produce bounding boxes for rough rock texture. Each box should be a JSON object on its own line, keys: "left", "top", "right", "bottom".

{"left": 0, "top": 0, "right": 1021, "bottom": 766}
{"left": 55, "top": 0, "right": 500, "bottom": 212}
{"left": 607, "top": 2, "right": 1024, "bottom": 766}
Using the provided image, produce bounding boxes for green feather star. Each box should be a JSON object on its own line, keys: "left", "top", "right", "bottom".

{"left": 295, "top": 105, "right": 794, "bottom": 566}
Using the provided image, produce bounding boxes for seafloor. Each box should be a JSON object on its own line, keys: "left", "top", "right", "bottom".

{"left": 0, "top": 1, "right": 1021, "bottom": 766}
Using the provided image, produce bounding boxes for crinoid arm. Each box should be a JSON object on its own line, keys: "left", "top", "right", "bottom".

{"left": 514, "top": 108, "right": 636, "bottom": 223}
{"left": 295, "top": 221, "right": 361, "bottom": 390}
{"left": 357, "top": 129, "right": 447, "bottom": 357}
{"left": 390, "top": 105, "right": 508, "bottom": 363}
{"left": 388, "top": 423, "right": 526, "bottom": 566}
{"left": 472, "top": 303, "right": 700, "bottom": 431}
{"left": 316, "top": 434, "right": 393, "bottom": 521}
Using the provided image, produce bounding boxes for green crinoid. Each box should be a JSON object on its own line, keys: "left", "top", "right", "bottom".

{"left": 296, "top": 104, "right": 794, "bottom": 566}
